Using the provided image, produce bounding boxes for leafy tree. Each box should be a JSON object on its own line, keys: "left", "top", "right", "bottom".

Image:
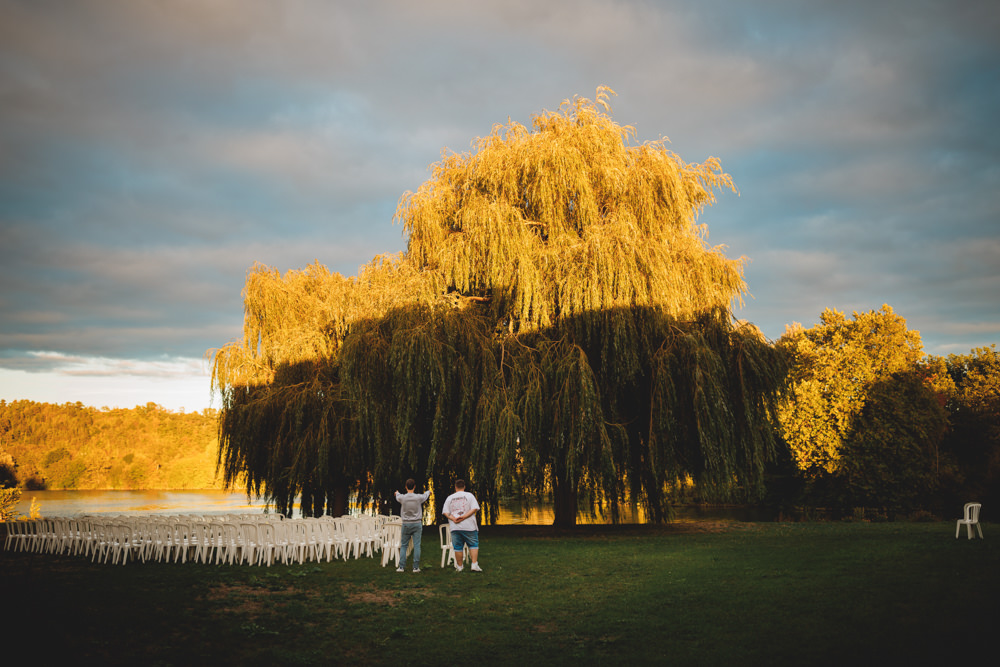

{"left": 211, "top": 256, "right": 442, "bottom": 518}
{"left": 778, "top": 305, "right": 947, "bottom": 514}
{"left": 211, "top": 89, "right": 787, "bottom": 524}
{"left": 0, "top": 486, "right": 20, "bottom": 521}
{"left": 838, "top": 369, "right": 947, "bottom": 516}
{"left": 939, "top": 346, "right": 1000, "bottom": 508}
{"left": 948, "top": 346, "right": 1000, "bottom": 424}
{"left": 396, "top": 89, "right": 786, "bottom": 524}
{"left": 778, "top": 305, "right": 923, "bottom": 476}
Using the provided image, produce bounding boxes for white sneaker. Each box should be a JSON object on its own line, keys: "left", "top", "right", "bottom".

{"left": 471, "top": 562, "right": 482, "bottom": 572}
{"left": 412, "top": 568, "right": 421, "bottom": 573}
{"left": 396, "top": 567, "right": 404, "bottom": 573}
{"left": 455, "top": 565, "right": 464, "bottom": 572}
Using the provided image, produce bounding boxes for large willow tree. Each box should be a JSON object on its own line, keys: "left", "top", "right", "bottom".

{"left": 394, "top": 88, "right": 785, "bottom": 523}
{"left": 211, "top": 88, "right": 786, "bottom": 524}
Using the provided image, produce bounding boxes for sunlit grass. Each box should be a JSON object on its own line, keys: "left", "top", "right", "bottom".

{"left": 2, "top": 521, "right": 995, "bottom": 666}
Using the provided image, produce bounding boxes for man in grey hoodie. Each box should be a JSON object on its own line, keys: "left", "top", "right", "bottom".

{"left": 394, "top": 478, "right": 430, "bottom": 572}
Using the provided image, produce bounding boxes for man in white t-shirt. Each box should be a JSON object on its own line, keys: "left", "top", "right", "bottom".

{"left": 442, "top": 479, "right": 482, "bottom": 572}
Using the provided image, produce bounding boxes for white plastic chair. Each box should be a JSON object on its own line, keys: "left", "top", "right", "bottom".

{"left": 283, "top": 520, "right": 312, "bottom": 565}
{"left": 30, "top": 518, "right": 53, "bottom": 553}
{"left": 69, "top": 517, "right": 91, "bottom": 556}
{"left": 109, "top": 522, "right": 136, "bottom": 565}
{"left": 48, "top": 517, "right": 73, "bottom": 554}
{"left": 380, "top": 519, "right": 402, "bottom": 568}
{"left": 240, "top": 523, "right": 262, "bottom": 565}
{"left": 202, "top": 521, "right": 228, "bottom": 564}
{"left": 328, "top": 517, "right": 351, "bottom": 561}
{"left": 92, "top": 520, "right": 132, "bottom": 564}
{"left": 956, "top": 502, "right": 984, "bottom": 539}
{"left": 148, "top": 520, "right": 174, "bottom": 563}
{"left": 189, "top": 522, "right": 213, "bottom": 564}
{"left": 357, "top": 516, "right": 378, "bottom": 558}
{"left": 255, "top": 522, "right": 278, "bottom": 566}
{"left": 5, "top": 519, "right": 33, "bottom": 552}
{"left": 313, "top": 518, "right": 339, "bottom": 562}
{"left": 170, "top": 522, "right": 194, "bottom": 563}
{"left": 439, "top": 524, "right": 469, "bottom": 568}
{"left": 220, "top": 522, "right": 243, "bottom": 565}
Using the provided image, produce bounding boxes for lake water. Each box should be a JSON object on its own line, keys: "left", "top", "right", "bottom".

{"left": 12, "top": 489, "right": 773, "bottom": 524}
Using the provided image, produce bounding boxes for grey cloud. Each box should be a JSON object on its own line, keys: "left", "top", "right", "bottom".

{"left": 11, "top": 351, "right": 209, "bottom": 378}
{"left": 1, "top": 0, "right": 998, "bottom": 394}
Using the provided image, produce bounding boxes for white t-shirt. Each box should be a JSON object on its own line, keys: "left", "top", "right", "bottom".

{"left": 442, "top": 490, "right": 480, "bottom": 532}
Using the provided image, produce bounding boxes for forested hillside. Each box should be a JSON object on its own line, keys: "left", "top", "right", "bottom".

{"left": 0, "top": 400, "right": 222, "bottom": 490}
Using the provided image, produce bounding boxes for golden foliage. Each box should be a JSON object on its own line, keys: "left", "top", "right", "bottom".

{"left": 777, "top": 305, "right": 924, "bottom": 475}
{"left": 0, "top": 400, "right": 221, "bottom": 491}
{"left": 397, "top": 87, "right": 745, "bottom": 333}
{"left": 210, "top": 89, "right": 786, "bottom": 523}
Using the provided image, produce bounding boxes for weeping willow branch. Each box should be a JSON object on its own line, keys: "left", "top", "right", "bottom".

{"left": 209, "top": 88, "right": 787, "bottom": 523}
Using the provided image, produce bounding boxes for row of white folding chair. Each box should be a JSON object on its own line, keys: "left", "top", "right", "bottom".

{"left": 4, "top": 516, "right": 250, "bottom": 565}
{"left": 5, "top": 517, "right": 94, "bottom": 556}
{"left": 2, "top": 519, "right": 27, "bottom": 552}
{"left": 4, "top": 513, "right": 399, "bottom": 566}
{"left": 6, "top": 517, "right": 50, "bottom": 554}
{"left": 146, "top": 517, "right": 341, "bottom": 566}
{"left": 227, "top": 517, "right": 383, "bottom": 566}
{"left": 87, "top": 518, "right": 267, "bottom": 566}
{"left": 3, "top": 518, "right": 43, "bottom": 553}
{"left": 14, "top": 516, "right": 147, "bottom": 564}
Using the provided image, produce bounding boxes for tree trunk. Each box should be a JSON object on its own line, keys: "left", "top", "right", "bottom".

{"left": 300, "top": 487, "right": 315, "bottom": 518}
{"left": 328, "top": 483, "right": 349, "bottom": 518}
{"left": 552, "top": 476, "right": 578, "bottom": 527}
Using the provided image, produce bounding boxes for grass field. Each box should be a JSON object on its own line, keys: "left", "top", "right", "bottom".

{"left": 2, "top": 521, "right": 997, "bottom": 666}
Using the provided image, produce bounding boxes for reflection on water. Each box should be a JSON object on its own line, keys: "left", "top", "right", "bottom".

{"left": 13, "top": 489, "right": 270, "bottom": 518}
{"left": 496, "top": 499, "right": 647, "bottom": 525}
{"left": 13, "top": 489, "right": 771, "bottom": 524}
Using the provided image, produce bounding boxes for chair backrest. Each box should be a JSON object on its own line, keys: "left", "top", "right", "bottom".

{"left": 965, "top": 503, "right": 982, "bottom": 522}
{"left": 240, "top": 522, "right": 260, "bottom": 544}
{"left": 257, "top": 522, "right": 276, "bottom": 544}
{"left": 439, "top": 523, "right": 450, "bottom": 549}
{"left": 207, "top": 521, "right": 227, "bottom": 543}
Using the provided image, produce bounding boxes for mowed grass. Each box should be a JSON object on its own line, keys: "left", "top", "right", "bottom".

{"left": 2, "top": 521, "right": 997, "bottom": 666}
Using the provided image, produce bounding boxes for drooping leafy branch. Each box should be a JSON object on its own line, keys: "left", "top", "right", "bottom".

{"left": 210, "top": 89, "right": 787, "bottom": 523}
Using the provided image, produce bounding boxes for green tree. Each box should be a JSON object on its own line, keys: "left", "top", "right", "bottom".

{"left": 778, "top": 305, "right": 947, "bottom": 514}
{"left": 940, "top": 346, "right": 1000, "bottom": 508}
{"left": 838, "top": 370, "right": 947, "bottom": 516}
{"left": 396, "top": 89, "right": 786, "bottom": 524}
{"left": 0, "top": 486, "right": 21, "bottom": 521}
{"left": 211, "top": 256, "right": 443, "bottom": 518}
{"left": 778, "top": 305, "right": 924, "bottom": 475}
{"left": 211, "top": 89, "right": 787, "bottom": 524}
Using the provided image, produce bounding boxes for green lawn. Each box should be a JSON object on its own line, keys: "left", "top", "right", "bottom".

{"left": 2, "top": 521, "right": 996, "bottom": 666}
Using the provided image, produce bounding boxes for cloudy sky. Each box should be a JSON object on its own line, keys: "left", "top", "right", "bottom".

{"left": 1, "top": 0, "right": 998, "bottom": 412}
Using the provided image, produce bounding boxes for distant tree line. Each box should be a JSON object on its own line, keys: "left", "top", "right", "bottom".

{"left": 0, "top": 401, "right": 222, "bottom": 491}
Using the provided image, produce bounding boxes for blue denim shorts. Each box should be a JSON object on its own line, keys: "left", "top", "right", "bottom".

{"left": 451, "top": 529, "right": 479, "bottom": 550}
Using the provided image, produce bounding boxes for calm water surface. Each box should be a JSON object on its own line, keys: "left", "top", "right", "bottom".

{"left": 13, "top": 489, "right": 771, "bottom": 523}
{"left": 14, "top": 489, "right": 269, "bottom": 518}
